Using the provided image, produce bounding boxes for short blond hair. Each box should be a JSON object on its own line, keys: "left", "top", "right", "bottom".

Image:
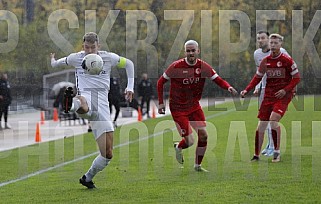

{"left": 184, "top": 40, "right": 199, "bottom": 50}
{"left": 83, "top": 32, "right": 99, "bottom": 44}
{"left": 269, "top": 33, "right": 284, "bottom": 41}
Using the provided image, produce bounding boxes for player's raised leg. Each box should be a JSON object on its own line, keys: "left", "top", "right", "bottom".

{"left": 173, "top": 116, "right": 194, "bottom": 165}
{"left": 174, "top": 134, "right": 194, "bottom": 164}
{"left": 62, "top": 87, "right": 87, "bottom": 114}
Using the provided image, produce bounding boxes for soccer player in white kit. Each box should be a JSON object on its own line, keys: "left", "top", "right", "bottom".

{"left": 50, "top": 32, "right": 134, "bottom": 189}
{"left": 253, "top": 31, "right": 289, "bottom": 156}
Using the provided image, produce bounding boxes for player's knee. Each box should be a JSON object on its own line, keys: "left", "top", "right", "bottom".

{"left": 77, "top": 96, "right": 89, "bottom": 112}
{"left": 257, "top": 121, "right": 268, "bottom": 133}
{"left": 185, "top": 135, "right": 194, "bottom": 146}
{"left": 101, "top": 148, "right": 113, "bottom": 159}
{"left": 198, "top": 129, "right": 208, "bottom": 142}
{"left": 270, "top": 121, "right": 279, "bottom": 129}
{"left": 186, "top": 139, "right": 194, "bottom": 147}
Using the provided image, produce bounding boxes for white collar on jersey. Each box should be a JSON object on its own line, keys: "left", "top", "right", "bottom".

{"left": 271, "top": 52, "right": 282, "bottom": 59}
{"left": 184, "top": 58, "right": 197, "bottom": 66}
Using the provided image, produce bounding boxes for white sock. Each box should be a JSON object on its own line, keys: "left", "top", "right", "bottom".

{"left": 85, "top": 154, "right": 111, "bottom": 182}
{"left": 274, "top": 150, "right": 280, "bottom": 153}
{"left": 70, "top": 98, "right": 81, "bottom": 112}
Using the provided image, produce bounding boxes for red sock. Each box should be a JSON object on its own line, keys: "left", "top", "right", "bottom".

{"left": 195, "top": 141, "right": 207, "bottom": 165}
{"left": 271, "top": 126, "right": 281, "bottom": 150}
{"left": 178, "top": 138, "right": 189, "bottom": 149}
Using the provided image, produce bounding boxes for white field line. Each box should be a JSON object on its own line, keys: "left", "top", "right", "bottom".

{"left": 0, "top": 104, "right": 247, "bottom": 188}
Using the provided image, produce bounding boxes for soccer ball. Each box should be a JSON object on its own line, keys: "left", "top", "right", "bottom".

{"left": 82, "top": 54, "right": 104, "bottom": 75}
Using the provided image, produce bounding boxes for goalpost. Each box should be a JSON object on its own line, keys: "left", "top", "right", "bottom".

{"left": 42, "top": 69, "right": 75, "bottom": 118}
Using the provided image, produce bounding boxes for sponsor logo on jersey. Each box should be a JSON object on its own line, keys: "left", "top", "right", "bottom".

{"left": 277, "top": 61, "right": 282, "bottom": 67}
{"left": 195, "top": 68, "right": 201, "bottom": 75}
{"left": 266, "top": 68, "right": 285, "bottom": 78}
{"left": 183, "top": 77, "right": 200, "bottom": 84}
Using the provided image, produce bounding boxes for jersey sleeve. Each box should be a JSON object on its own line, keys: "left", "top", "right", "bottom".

{"left": 65, "top": 53, "right": 79, "bottom": 67}
{"left": 201, "top": 62, "right": 231, "bottom": 90}
{"left": 164, "top": 62, "right": 177, "bottom": 79}
{"left": 289, "top": 58, "right": 299, "bottom": 76}
{"left": 51, "top": 57, "right": 67, "bottom": 68}
{"left": 253, "top": 51, "right": 262, "bottom": 90}
{"left": 253, "top": 51, "right": 260, "bottom": 67}
{"left": 108, "top": 52, "right": 121, "bottom": 67}
{"left": 157, "top": 62, "right": 176, "bottom": 105}
{"left": 201, "top": 61, "right": 217, "bottom": 78}
{"left": 157, "top": 75, "right": 168, "bottom": 105}
{"left": 244, "top": 58, "right": 266, "bottom": 92}
{"left": 109, "top": 52, "right": 135, "bottom": 92}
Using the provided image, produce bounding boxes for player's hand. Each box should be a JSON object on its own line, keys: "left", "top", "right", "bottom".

{"left": 275, "top": 89, "right": 286, "bottom": 99}
{"left": 50, "top": 53, "right": 55, "bottom": 59}
{"left": 0, "top": 95, "right": 3, "bottom": 101}
{"left": 158, "top": 104, "right": 165, "bottom": 114}
{"left": 228, "top": 87, "right": 238, "bottom": 96}
{"left": 240, "top": 90, "right": 247, "bottom": 98}
{"left": 124, "top": 89, "right": 134, "bottom": 102}
{"left": 253, "top": 89, "right": 259, "bottom": 96}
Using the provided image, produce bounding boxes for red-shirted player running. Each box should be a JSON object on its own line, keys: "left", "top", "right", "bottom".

{"left": 240, "top": 33, "right": 301, "bottom": 163}
{"left": 157, "top": 40, "right": 238, "bottom": 172}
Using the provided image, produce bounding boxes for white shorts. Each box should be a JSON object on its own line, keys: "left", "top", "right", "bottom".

{"left": 78, "top": 92, "right": 114, "bottom": 140}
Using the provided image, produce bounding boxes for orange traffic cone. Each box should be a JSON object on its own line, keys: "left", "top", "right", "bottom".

{"left": 35, "top": 122, "right": 42, "bottom": 142}
{"left": 152, "top": 105, "right": 156, "bottom": 118}
{"left": 138, "top": 106, "right": 142, "bottom": 121}
{"left": 40, "top": 111, "right": 45, "bottom": 125}
{"left": 53, "top": 108, "right": 59, "bottom": 122}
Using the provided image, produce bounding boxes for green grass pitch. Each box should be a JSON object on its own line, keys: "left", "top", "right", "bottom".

{"left": 0, "top": 95, "right": 321, "bottom": 203}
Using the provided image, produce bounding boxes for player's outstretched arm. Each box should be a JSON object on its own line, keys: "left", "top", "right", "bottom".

{"left": 50, "top": 52, "right": 67, "bottom": 68}
{"left": 212, "top": 76, "right": 237, "bottom": 96}
{"left": 240, "top": 73, "right": 263, "bottom": 98}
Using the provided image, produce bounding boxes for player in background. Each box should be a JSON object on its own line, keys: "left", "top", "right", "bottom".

{"left": 253, "top": 31, "right": 290, "bottom": 156}
{"left": 138, "top": 73, "right": 154, "bottom": 118}
{"left": 241, "top": 33, "right": 300, "bottom": 163}
{"left": 108, "top": 77, "right": 121, "bottom": 128}
{"left": 157, "top": 40, "right": 237, "bottom": 172}
{"left": 50, "top": 32, "right": 134, "bottom": 188}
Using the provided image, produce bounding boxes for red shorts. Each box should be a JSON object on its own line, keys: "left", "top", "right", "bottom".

{"left": 258, "top": 94, "right": 293, "bottom": 121}
{"left": 171, "top": 107, "right": 206, "bottom": 137}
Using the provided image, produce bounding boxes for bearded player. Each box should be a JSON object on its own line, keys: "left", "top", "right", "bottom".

{"left": 157, "top": 40, "right": 237, "bottom": 172}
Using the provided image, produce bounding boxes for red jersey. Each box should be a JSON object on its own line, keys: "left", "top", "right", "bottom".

{"left": 245, "top": 52, "right": 300, "bottom": 98}
{"left": 157, "top": 58, "right": 231, "bottom": 112}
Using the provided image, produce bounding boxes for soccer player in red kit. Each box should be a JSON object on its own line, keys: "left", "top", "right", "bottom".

{"left": 240, "top": 33, "right": 300, "bottom": 162}
{"left": 157, "top": 40, "right": 237, "bottom": 172}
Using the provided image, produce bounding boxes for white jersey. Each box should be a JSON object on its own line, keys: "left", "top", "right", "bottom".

{"left": 51, "top": 50, "right": 134, "bottom": 114}
{"left": 51, "top": 50, "right": 134, "bottom": 137}
{"left": 67, "top": 50, "right": 118, "bottom": 93}
{"left": 253, "top": 47, "right": 289, "bottom": 89}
